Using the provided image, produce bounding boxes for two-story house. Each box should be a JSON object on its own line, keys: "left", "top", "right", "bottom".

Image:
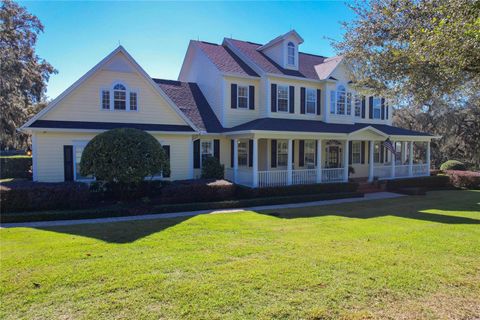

{"left": 21, "top": 31, "right": 435, "bottom": 188}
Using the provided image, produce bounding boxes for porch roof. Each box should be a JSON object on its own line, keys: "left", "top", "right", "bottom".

{"left": 224, "top": 118, "right": 432, "bottom": 137}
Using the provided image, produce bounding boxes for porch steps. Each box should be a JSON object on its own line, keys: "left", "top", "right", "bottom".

{"left": 357, "top": 182, "right": 383, "bottom": 194}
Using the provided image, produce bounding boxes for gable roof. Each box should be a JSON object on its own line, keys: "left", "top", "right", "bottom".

{"left": 224, "top": 38, "right": 328, "bottom": 80}
{"left": 194, "top": 41, "right": 259, "bottom": 77}
{"left": 257, "top": 29, "right": 304, "bottom": 51}
{"left": 21, "top": 46, "right": 199, "bottom": 131}
{"left": 154, "top": 79, "right": 223, "bottom": 133}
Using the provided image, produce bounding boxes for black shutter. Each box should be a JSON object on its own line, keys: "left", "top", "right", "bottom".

{"left": 289, "top": 86, "right": 295, "bottom": 113}
{"left": 316, "top": 89, "right": 321, "bottom": 115}
{"left": 249, "top": 86, "right": 255, "bottom": 110}
{"left": 369, "top": 97, "right": 374, "bottom": 119}
{"left": 271, "top": 84, "right": 277, "bottom": 112}
{"left": 63, "top": 145, "right": 74, "bottom": 181}
{"left": 300, "top": 87, "right": 306, "bottom": 114}
{"left": 299, "top": 140, "right": 305, "bottom": 167}
{"left": 367, "top": 141, "right": 371, "bottom": 164}
{"left": 361, "top": 96, "right": 366, "bottom": 118}
{"left": 249, "top": 139, "right": 253, "bottom": 167}
{"left": 162, "top": 145, "right": 171, "bottom": 177}
{"left": 381, "top": 98, "right": 385, "bottom": 120}
{"left": 213, "top": 139, "right": 220, "bottom": 161}
{"left": 231, "top": 84, "right": 237, "bottom": 109}
{"left": 348, "top": 141, "right": 353, "bottom": 165}
{"left": 386, "top": 104, "right": 389, "bottom": 119}
{"left": 361, "top": 141, "right": 366, "bottom": 164}
{"left": 271, "top": 139, "right": 277, "bottom": 168}
{"left": 193, "top": 139, "right": 200, "bottom": 169}
{"left": 380, "top": 144, "right": 385, "bottom": 163}
{"left": 230, "top": 140, "right": 234, "bottom": 168}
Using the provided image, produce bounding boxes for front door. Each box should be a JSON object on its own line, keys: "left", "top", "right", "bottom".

{"left": 327, "top": 146, "right": 340, "bottom": 168}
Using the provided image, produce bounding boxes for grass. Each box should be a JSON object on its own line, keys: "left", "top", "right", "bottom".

{"left": 1, "top": 190, "right": 479, "bottom": 319}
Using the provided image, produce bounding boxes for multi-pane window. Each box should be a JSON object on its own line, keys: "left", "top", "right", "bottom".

{"left": 277, "top": 85, "right": 289, "bottom": 112}
{"left": 306, "top": 88, "right": 316, "bottom": 114}
{"left": 74, "top": 145, "right": 93, "bottom": 181}
{"left": 238, "top": 140, "right": 248, "bottom": 166}
{"left": 352, "top": 141, "right": 361, "bottom": 164}
{"left": 304, "top": 140, "right": 316, "bottom": 168}
{"left": 102, "top": 90, "right": 110, "bottom": 109}
{"left": 354, "top": 95, "right": 362, "bottom": 117}
{"left": 238, "top": 86, "right": 248, "bottom": 109}
{"left": 113, "top": 84, "right": 126, "bottom": 110}
{"left": 374, "top": 142, "right": 381, "bottom": 163}
{"left": 373, "top": 97, "right": 381, "bottom": 119}
{"left": 330, "top": 91, "right": 336, "bottom": 114}
{"left": 336, "top": 85, "right": 346, "bottom": 115}
{"left": 287, "top": 42, "right": 295, "bottom": 65}
{"left": 277, "top": 140, "right": 288, "bottom": 167}
{"left": 346, "top": 92, "right": 352, "bottom": 115}
{"left": 201, "top": 140, "right": 213, "bottom": 165}
{"left": 129, "top": 92, "right": 137, "bottom": 111}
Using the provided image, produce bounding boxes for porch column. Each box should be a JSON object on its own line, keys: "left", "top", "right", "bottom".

{"left": 343, "top": 139, "right": 349, "bottom": 182}
{"left": 426, "top": 141, "right": 431, "bottom": 176}
{"left": 287, "top": 139, "right": 293, "bottom": 185}
{"left": 368, "top": 140, "right": 374, "bottom": 182}
{"left": 233, "top": 138, "right": 238, "bottom": 183}
{"left": 316, "top": 139, "right": 322, "bottom": 183}
{"left": 408, "top": 141, "right": 414, "bottom": 176}
{"left": 252, "top": 138, "right": 258, "bottom": 187}
{"left": 390, "top": 140, "right": 396, "bottom": 178}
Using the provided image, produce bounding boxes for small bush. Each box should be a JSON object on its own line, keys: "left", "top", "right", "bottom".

{"left": 236, "top": 182, "right": 359, "bottom": 199}
{"left": 386, "top": 175, "right": 451, "bottom": 191}
{"left": 440, "top": 160, "right": 466, "bottom": 171}
{"left": 201, "top": 156, "right": 224, "bottom": 179}
{"left": 160, "top": 179, "right": 235, "bottom": 203}
{"left": 445, "top": 170, "right": 480, "bottom": 189}
{"left": 0, "top": 156, "right": 32, "bottom": 179}
{"left": 0, "top": 181, "right": 91, "bottom": 213}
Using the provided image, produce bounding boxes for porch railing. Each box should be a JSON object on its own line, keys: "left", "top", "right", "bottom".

{"left": 292, "top": 169, "right": 318, "bottom": 185}
{"left": 373, "top": 165, "right": 391, "bottom": 179}
{"left": 395, "top": 165, "right": 410, "bottom": 178}
{"left": 322, "top": 168, "right": 344, "bottom": 183}
{"left": 258, "top": 170, "right": 288, "bottom": 188}
{"left": 412, "top": 164, "right": 428, "bottom": 176}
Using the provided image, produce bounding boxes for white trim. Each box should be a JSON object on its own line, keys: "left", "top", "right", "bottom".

{"left": 31, "top": 133, "right": 38, "bottom": 181}
{"left": 237, "top": 85, "right": 249, "bottom": 109}
{"left": 257, "top": 30, "right": 304, "bottom": 51}
{"left": 348, "top": 126, "right": 388, "bottom": 138}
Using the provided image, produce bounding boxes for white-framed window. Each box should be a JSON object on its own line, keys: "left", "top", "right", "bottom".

{"left": 238, "top": 140, "right": 248, "bottom": 167}
{"left": 287, "top": 42, "right": 295, "bottom": 65}
{"left": 113, "top": 84, "right": 127, "bottom": 110}
{"left": 330, "top": 91, "right": 336, "bottom": 114}
{"left": 277, "top": 140, "right": 288, "bottom": 167}
{"left": 101, "top": 90, "right": 110, "bottom": 110}
{"left": 352, "top": 141, "right": 361, "bottom": 164}
{"left": 304, "top": 140, "right": 316, "bottom": 168}
{"left": 277, "top": 85, "right": 289, "bottom": 112}
{"left": 373, "top": 97, "right": 381, "bottom": 119}
{"left": 374, "top": 142, "right": 381, "bottom": 163}
{"left": 306, "top": 88, "right": 316, "bottom": 114}
{"left": 354, "top": 95, "right": 362, "bottom": 117}
{"left": 336, "top": 85, "right": 346, "bottom": 115}
{"left": 238, "top": 85, "right": 249, "bottom": 109}
{"left": 201, "top": 140, "right": 213, "bottom": 165}
{"left": 73, "top": 142, "right": 94, "bottom": 182}
{"left": 100, "top": 82, "right": 138, "bottom": 111}
{"left": 346, "top": 92, "right": 352, "bottom": 115}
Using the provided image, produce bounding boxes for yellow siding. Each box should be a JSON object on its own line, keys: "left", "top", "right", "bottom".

{"left": 35, "top": 131, "right": 194, "bottom": 182}
{"left": 222, "top": 76, "right": 261, "bottom": 128}
{"left": 42, "top": 54, "right": 187, "bottom": 125}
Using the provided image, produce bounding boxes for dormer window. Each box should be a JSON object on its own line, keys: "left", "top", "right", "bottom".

{"left": 100, "top": 82, "right": 138, "bottom": 111}
{"left": 287, "top": 42, "right": 295, "bottom": 65}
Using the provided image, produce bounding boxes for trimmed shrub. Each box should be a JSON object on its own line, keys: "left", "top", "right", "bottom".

{"left": 440, "top": 160, "right": 466, "bottom": 171}
{"left": 445, "top": 170, "right": 480, "bottom": 189}
{"left": 201, "top": 156, "right": 224, "bottom": 179}
{"left": 385, "top": 175, "right": 451, "bottom": 191}
{"left": 160, "top": 179, "right": 236, "bottom": 203}
{"left": 0, "top": 181, "right": 91, "bottom": 213}
{"left": 0, "top": 156, "right": 32, "bottom": 179}
{"left": 89, "top": 180, "right": 165, "bottom": 201}
{"left": 80, "top": 128, "right": 169, "bottom": 184}
{"left": 236, "top": 182, "right": 359, "bottom": 199}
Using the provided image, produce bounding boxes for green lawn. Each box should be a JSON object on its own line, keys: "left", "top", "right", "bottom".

{"left": 1, "top": 190, "right": 479, "bottom": 319}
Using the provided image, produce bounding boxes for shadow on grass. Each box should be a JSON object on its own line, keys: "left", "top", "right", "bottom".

{"left": 30, "top": 191, "right": 479, "bottom": 244}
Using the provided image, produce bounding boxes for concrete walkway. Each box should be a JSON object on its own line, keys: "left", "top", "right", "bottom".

{"left": 1, "top": 192, "right": 404, "bottom": 228}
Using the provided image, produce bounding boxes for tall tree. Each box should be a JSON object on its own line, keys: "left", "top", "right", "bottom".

{"left": 334, "top": 0, "right": 480, "bottom": 168}
{"left": 0, "top": 0, "right": 55, "bottom": 149}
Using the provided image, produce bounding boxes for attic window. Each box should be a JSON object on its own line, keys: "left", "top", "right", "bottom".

{"left": 287, "top": 42, "right": 295, "bottom": 65}
{"left": 101, "top": 83, "right": 138, "bottom": 111}
{"left": 113, "top": 84, "right": 127, "bottom": 110}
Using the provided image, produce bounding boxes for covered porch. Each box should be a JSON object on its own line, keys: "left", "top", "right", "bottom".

{"left": 224, "top": 128, "right": 432, "bottom": 188}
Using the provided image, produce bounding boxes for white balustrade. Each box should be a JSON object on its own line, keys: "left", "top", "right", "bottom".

{"left": 373, "top": 165, "right": 391, "bottom": 179}
{"left": 321, "top": 168, "right": 344, "bottom": 183}
{"left": 395, "top": 165, "right": 410, "bottom": 178}
{"left": 292, "top": 169, "right": 318, "bottom": 185}
{"left": 412, "top": 164, "right": 428, "bottom": 176}
{"left": 258, "top": 170, "right": 289, "bottom": 188}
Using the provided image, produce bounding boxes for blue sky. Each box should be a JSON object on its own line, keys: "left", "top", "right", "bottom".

{"left": 20, "top": 1, "right": 355, "bottom": 99}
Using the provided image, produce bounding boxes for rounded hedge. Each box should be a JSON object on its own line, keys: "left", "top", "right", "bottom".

{"left": 80, "top": 128, "right": 168, "bottom": 184}
{"left": 440, "top": 160, "right": 466, "bottom": 171}
{"left": 201, "top": 156, "right": 224, "bottom": 179}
